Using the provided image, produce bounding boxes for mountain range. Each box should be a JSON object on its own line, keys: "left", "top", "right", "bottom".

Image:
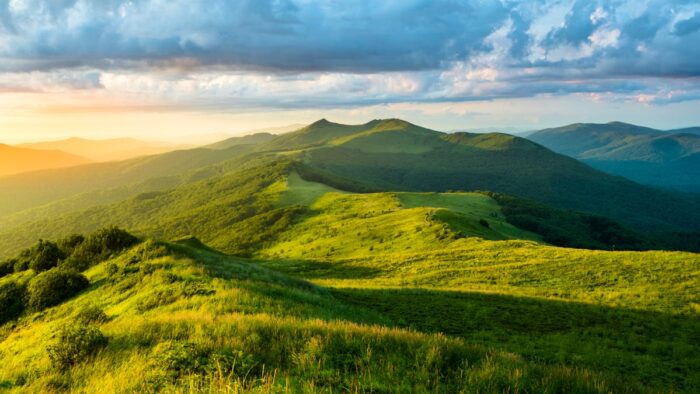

{"left": 17, "top": 137, "right": 191, "bottom": 162}
{"left": 528, "top": 122, "right": 700, "bottom": 192}
{"left": 0, "top": 144, "right": 91, "bottom": 177}
{"left": 0, "top": 118, "right": 698, "bottom": 392}
{"left": 1, "top": 118, "right": 700, "bottom": 259}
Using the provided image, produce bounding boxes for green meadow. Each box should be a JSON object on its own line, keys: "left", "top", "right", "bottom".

{"left": 0, "top": 120, "right": 698, "bottom": 393}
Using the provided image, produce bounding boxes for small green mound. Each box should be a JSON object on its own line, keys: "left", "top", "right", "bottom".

{"left": 277, "top": 171, "right": 344, "bottom": 207}
{"left": 397, "top": 192, "right": 541, "bottom": 241}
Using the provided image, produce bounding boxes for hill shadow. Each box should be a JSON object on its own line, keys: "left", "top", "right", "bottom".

{"left": 331, "top": 287, "right": 699, "bottom": 392}
{"left": 257, "top": 259, "right": 384, "bottom": 280}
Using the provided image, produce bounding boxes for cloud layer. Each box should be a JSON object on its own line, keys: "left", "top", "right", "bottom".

{"left": 1, "top": 0, "right": 700, "bottom": 109}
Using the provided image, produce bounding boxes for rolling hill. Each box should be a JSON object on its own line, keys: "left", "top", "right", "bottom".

{"left": 0, "top": 144, "right": 257, "bottom": 219}
{"left": 0, "top": 121, "right": 698, "bottom": 391}
{"left": 18, "top": 137, "right": 192, "bottom": 162}
{"left": 0, "top": 144, "right": 91, "bottom": 177}
{"left": 670, "top": 126, "right": 700, "bottom": 135}
{"left": 2, "top": 118, "right": 700, "bottom": 259}
{"left": 0, "top": 176, "right": 697, "bottom": 392}
{"left": 274, "top": 119, "right": 700, "bottom": 232}
{"left": 528, "top": 122, "right": 700, "bottom": 192}
{"left": 206, "top": 132, "right": 277, "bottom": 150}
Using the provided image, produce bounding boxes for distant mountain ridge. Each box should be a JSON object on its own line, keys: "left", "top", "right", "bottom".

{"left": 0, "top": 144, "right": 91, "bottom": 177}
{"left": 18, "top": 137, "right": 191, "bottom": 162}
{"left": 206, "top": 133, "right": 277, "bottom": 150}
{"left": 528, "top": 122, "right": 700, "bottom": 192}
{"left": 2, "top": 118, "right": 700, "bottom": 248}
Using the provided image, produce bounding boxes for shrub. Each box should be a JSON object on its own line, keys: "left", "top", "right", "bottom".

{"left": 59, "top": 256, "right": 90, "bottom": 272}
{"left": 27, "top": 270, "right": 89, "bottom": 311}
{"left": 57, "top": 234, "right": 85, "bottom": 256}
{"left": 479, "top": 219, "right": 490, "bottom": 228}
{"left": 0, "top": 282, "right": 26, "bottom": 325}
{"left": 66, "top": 227, "right": 138, "bottom": 271}
{"left": 13, "top": 258, "right": 29, "bottom": 273}
{"left": 28, "top": 240, "right": 65, "bottom": 272}
{"left": 48, "top": 324, "right": 107, "bottom": 371}
{"left": 0, "top": 260, "right": 14, "bottom": 278}
{"left": 151, "top": 341, "right": 256, "bottom": 381}
{"left": 75, "top": 306, "right": 108, "bottom": 325}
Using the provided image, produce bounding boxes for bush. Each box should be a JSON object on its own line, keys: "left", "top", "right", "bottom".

{"left": 75, "top": 306, "right": 108, "bottom": 325}
{"left": 27, "top": 270, "right": 89, "bottom": 311}
{"left": 151, "top": 341, "right": 256, "bottom": 381}
{"left": 66, "top": 227, "right": 138, "bottom": 271}
{"left": 0, "top": 260, "right": 14, "bottom": 278}
{"left": 13, "top": 258, "right": 29, "bottom": 273}
{"left": 479, "top": 219, "right": 490, "bottom": 228}
{"left": 28, "top": 240, "right": 65, "bottom": 272}
{"left": 0, "top": 282, "right": 26, "bottom": 325}
{"left": 57, "top": 234, "right": 85, "bottom": 256}
{"left": 48, "top": 324, "right": 107, "bottom": 371}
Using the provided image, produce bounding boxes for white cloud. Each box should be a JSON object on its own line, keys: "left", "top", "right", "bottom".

{"left": 0, "top": 0, "right": 699, "bottom": 111}
{"left": 590, "top": 7, "right": 607, "bottom": 25}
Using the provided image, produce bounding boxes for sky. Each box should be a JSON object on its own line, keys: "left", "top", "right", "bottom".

{"left": 1, "top": 0, "right": 700, "bottom": 143}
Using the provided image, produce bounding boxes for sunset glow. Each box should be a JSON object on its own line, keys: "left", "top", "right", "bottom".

{"left": 1, "top": 0, "right": 700, "bottom": 142}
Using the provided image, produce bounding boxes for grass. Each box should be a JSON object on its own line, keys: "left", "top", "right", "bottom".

{"left": 0, "top": 239, "right": 640, "bottom": 393}
{"left": 397, "top": 192, "right": 541, "bottom": 241}
{"left": 251, "top": 173, "right": 700, "bottom": 392}
{"left": 0, "top": 157, "right": 698, "bottom": 392}
{"left": 277, "top": 171, "right": 345, "bottom": 207}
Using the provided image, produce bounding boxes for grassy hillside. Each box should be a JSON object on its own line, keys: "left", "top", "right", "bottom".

{"left": 528, "top": 122, "right": 700, "bottom": 192}
{"left": 0, "top": 144, "right": 91, "bottom": 177}
{"left": 670, "top": 126, "right": 700, "bottom": 135}
{"left": 292, "top": 120, "right": 700, "bottom": 232}
{"left": 5, "top": 118, "right": 700, "bottom": 237}
{"left": 0, "top": 157, "right": 297, "bottom": 258}
{"left": 0, "top": 232, "right": 647, "bottom": 393}
{"left": 2, "top": 155, "right": 698, "bottom": 260}
{"left": 254, "top": 176, "right": 700, "bottom": 392}
{"left": 0, "top": 165, "right": 698, "bottom": 391}
{"left": 0, "top": 144, "right": 256, "bottom": 219}
{"left": 528, "top": 122, "right": 661, "bottom": 158}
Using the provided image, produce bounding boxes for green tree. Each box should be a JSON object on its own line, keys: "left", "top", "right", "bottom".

{"left": 0, "top": 281, "right": 26, "bottom": 325}
{"left": 28, "top": 240, "right": 65, "bottom": 272}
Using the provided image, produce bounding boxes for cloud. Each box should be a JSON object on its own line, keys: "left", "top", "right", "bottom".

{"left": 0, "top": 0, "right": 699, "bottom": 110}
{"left": 0, "top": 0, "right": 508, "bottom": 72}
{"left": 674, "top": 12, "right": 700, "bottom": 36}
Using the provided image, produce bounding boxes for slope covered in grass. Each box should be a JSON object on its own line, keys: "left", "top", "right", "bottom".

{"left": 3, "top": 155, "right": 697, "bottom": 261}
{"left": 0, "top": 233, "right": 640, "bottom": 393}
{"left": 251, "top": 172, "right": 700, "bottom": 391}
{"left": 397, "top": 192, "right": 541, "bottom": 241}
{"left": 256, "top": 197, "right": 700, "bottom": 392}
{"left": 0, "top": 164, "right": 698, "bottom": 391}
{"left": 279, "top": 119, "right": 700, "bottom": 232}
{"left": 0, "top": 157, "right": 298, "bottom": 259}
{"left": 0, "top": 144, "right": 257, "bottom": 219}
